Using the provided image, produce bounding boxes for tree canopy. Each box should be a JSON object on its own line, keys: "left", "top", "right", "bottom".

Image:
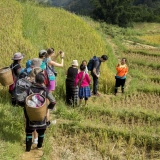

{"left": 90, "top": 0, "right": 160, "bottom": 27}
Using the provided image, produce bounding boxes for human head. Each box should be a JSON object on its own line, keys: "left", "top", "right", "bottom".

{"left": 82, "top": 60, "right": 87, "bottom": 66}
{"left": 12, "top": 52, "right": 24, "bottom": 62}
{"left": 35, "top": 72, "right": 45, "bottom": 84}
{"left": 80, "top": 64, "right": 86, "bottom": 71}
{"left": 100, "top": 55, "right": 108, "bottom": 62}
{"left": 121, "top": 58, "right": 127, "bottom": 65}
{"left": 47, "top": 48, "right": 54, "bottom": 56}
{"left": 39, "top": 50, "right": 47, "bottom": 58}
{"left": 31, "top": 58, "right": 42, "bottom": 68}
{"left": 72, "top": 60, "right": 78, "bottom": 67}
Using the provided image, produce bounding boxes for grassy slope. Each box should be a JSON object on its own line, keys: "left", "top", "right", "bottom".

{"left": 0, "top": 0, "right": 160, "bottom": 160}
{"left": 0, "top": 0, "right": 114, "bottom": 159}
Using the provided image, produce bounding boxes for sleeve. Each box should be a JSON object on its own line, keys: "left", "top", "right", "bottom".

{"left": 93, "top": 60, "right": 99, "bottom": 69}
{"left": 125, "top": 65, "right": 128, "bottom": 75}
{"left": 116, "top": 64, "right": 123, "bottom": 72}
{"left": 47, "top": 91, "right": 56, "bottom": 110}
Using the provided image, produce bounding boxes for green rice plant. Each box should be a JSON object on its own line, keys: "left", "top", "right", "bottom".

{"left": 55, "top": 104, "right": 82, "bottom": 121}
{"left": 113, "top": 36, "right": 128, "bottom": 54}
{"left": 20, "top": 3, "right": 115, "bottom": 93}
{"left": 0, "top": 103, "right": 24, "bottom": 159}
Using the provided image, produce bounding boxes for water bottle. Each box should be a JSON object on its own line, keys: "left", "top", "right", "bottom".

{"left": 36, "top": 100, "right": 42, "bottom": 107}
{"left": 36, "top": 94, "right": 44, "bottom": 102}
{"left": 27, "top": 100, "right": 36, "bottom": 108}
{"left": 32, "top": 95, "right": 38, "bottom": 104}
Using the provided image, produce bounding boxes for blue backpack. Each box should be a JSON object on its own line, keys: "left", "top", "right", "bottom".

{"left": 87, "top": 56, "right": 98, "bottom": 71}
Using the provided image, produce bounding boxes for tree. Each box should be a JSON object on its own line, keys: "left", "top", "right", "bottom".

{"left": 91, "top": 0, "right": 134, "bottom": 27}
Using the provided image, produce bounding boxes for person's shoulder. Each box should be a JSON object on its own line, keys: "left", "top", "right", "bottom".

{"left": 95, "top": 58, "right": 100, "bottom": 63}
{"left": 14, "top": 63, "right": 21, "bottom": 70}
{"left": 79, "top": 71, "right": 83, "bottom": 75}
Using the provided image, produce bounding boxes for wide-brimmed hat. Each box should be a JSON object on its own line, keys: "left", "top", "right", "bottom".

{"left": 72, "top": 60, "right": 78, "bottom": 67}
{"left": 12, "top": 52, "right": 24, "bottom": 60}
{"left": 31, "top": 58, "right": 42, "bottom": 67}
{"left": 39, "top": 49, "right": 47, "bottom": 57}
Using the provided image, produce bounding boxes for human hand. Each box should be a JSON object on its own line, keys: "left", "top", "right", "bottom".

{"left": 97, "top": 74, "right": 100, "bottom": 78}
{"left": 60, "top": 52, "right": 64, "bottom": 58}
{"left": 117, "top": 63, "right": 120, "bottom": 67}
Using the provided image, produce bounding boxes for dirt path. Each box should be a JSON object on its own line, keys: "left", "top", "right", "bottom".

{"left": 20, "top": 144, "right": 43, "bottom": 160}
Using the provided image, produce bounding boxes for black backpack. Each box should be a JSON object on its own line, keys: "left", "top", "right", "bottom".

{"left": 19, "top": 68, "right": 30, "bottom": 79}
{"left": 87, "top": 56, "right": 98, "bottom": 71}
{"left": 15, "top": 67, "right": 42, "bottom": 103}
{"left": 14, "top": 78, "right": 32, "bottom": 103}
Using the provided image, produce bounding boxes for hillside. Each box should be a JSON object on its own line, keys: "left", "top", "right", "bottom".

{"left": 0, "top": 0, "right": 160, "bottom": 160}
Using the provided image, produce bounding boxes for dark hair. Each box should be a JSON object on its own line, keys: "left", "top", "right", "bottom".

{"left": 14, "top": 60, "right": 21, "bottom": 63}
{"left": 35, "top": 72, "right": 45, "bottom": 84}
{"left": 101, "top": 55, "right": 108, "bottom": 61}
{"left": 122, "top": 58, "right": 127, "bottom": 62}
{"left": 39, "top": 52, "right": 46, "bottom": 58}
{"left": 82, "top": 60, "right": 87, "bottom": 64}
{"left": 47, "top": 48, "right": 54, "bottom": 55}
{"left": 80, "top": 64, "right": 86, "bottom": 71}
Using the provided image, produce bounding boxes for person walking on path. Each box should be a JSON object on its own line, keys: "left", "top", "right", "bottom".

{"left": 114, "top": 58, "right": 128, "bottom": 96}
{"left": 24, "top": 73, "right": 56, "bottom": 152}
{"left": 66, "top": 60, "right": 79, "bottom": 106}
{"left": 91, "top": 55, "right": 108, "bottom": 96}
{"left": 75, "top": 64, "right": 91, "bottom": 107}
{"left": 9, "top": 52, "right": 24, "bottom": 106}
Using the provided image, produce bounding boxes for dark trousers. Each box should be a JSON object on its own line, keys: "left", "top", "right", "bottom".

{"left": 92, "top": 74, "right": 98, "bottom": 95}
{"left": 115, "top": 78, "right": 126, "bottom": 94}
{"left": 26, "top": 129, "right": 45, "bottom": 152}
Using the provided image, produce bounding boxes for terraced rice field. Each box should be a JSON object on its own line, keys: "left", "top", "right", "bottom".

{"left": 50, "top": 30, "right": 160, "bottom": 159}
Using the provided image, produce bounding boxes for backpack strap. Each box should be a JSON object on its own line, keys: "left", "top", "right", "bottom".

{"left": 29, "top": 88, "right": 34, "bottom": 95}
{"left": 44, "top": 58, "right": 55, "bottom": 74}
{"left": 11, "top": 63, "right": 19, "bottom": 70}
{"left": 39, "top": 90, "right": 44, "bottom": 95}
{"left": 11, "top": 63, "right": 19, "bottom": 82}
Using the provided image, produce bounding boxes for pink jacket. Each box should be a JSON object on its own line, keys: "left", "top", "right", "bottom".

{"left": 75, "top": 71, "right": 91, "bottom": 87}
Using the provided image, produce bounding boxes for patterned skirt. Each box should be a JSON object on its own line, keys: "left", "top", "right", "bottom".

{"left": 79, "top": 86, "right": 91, "bottom": 98}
